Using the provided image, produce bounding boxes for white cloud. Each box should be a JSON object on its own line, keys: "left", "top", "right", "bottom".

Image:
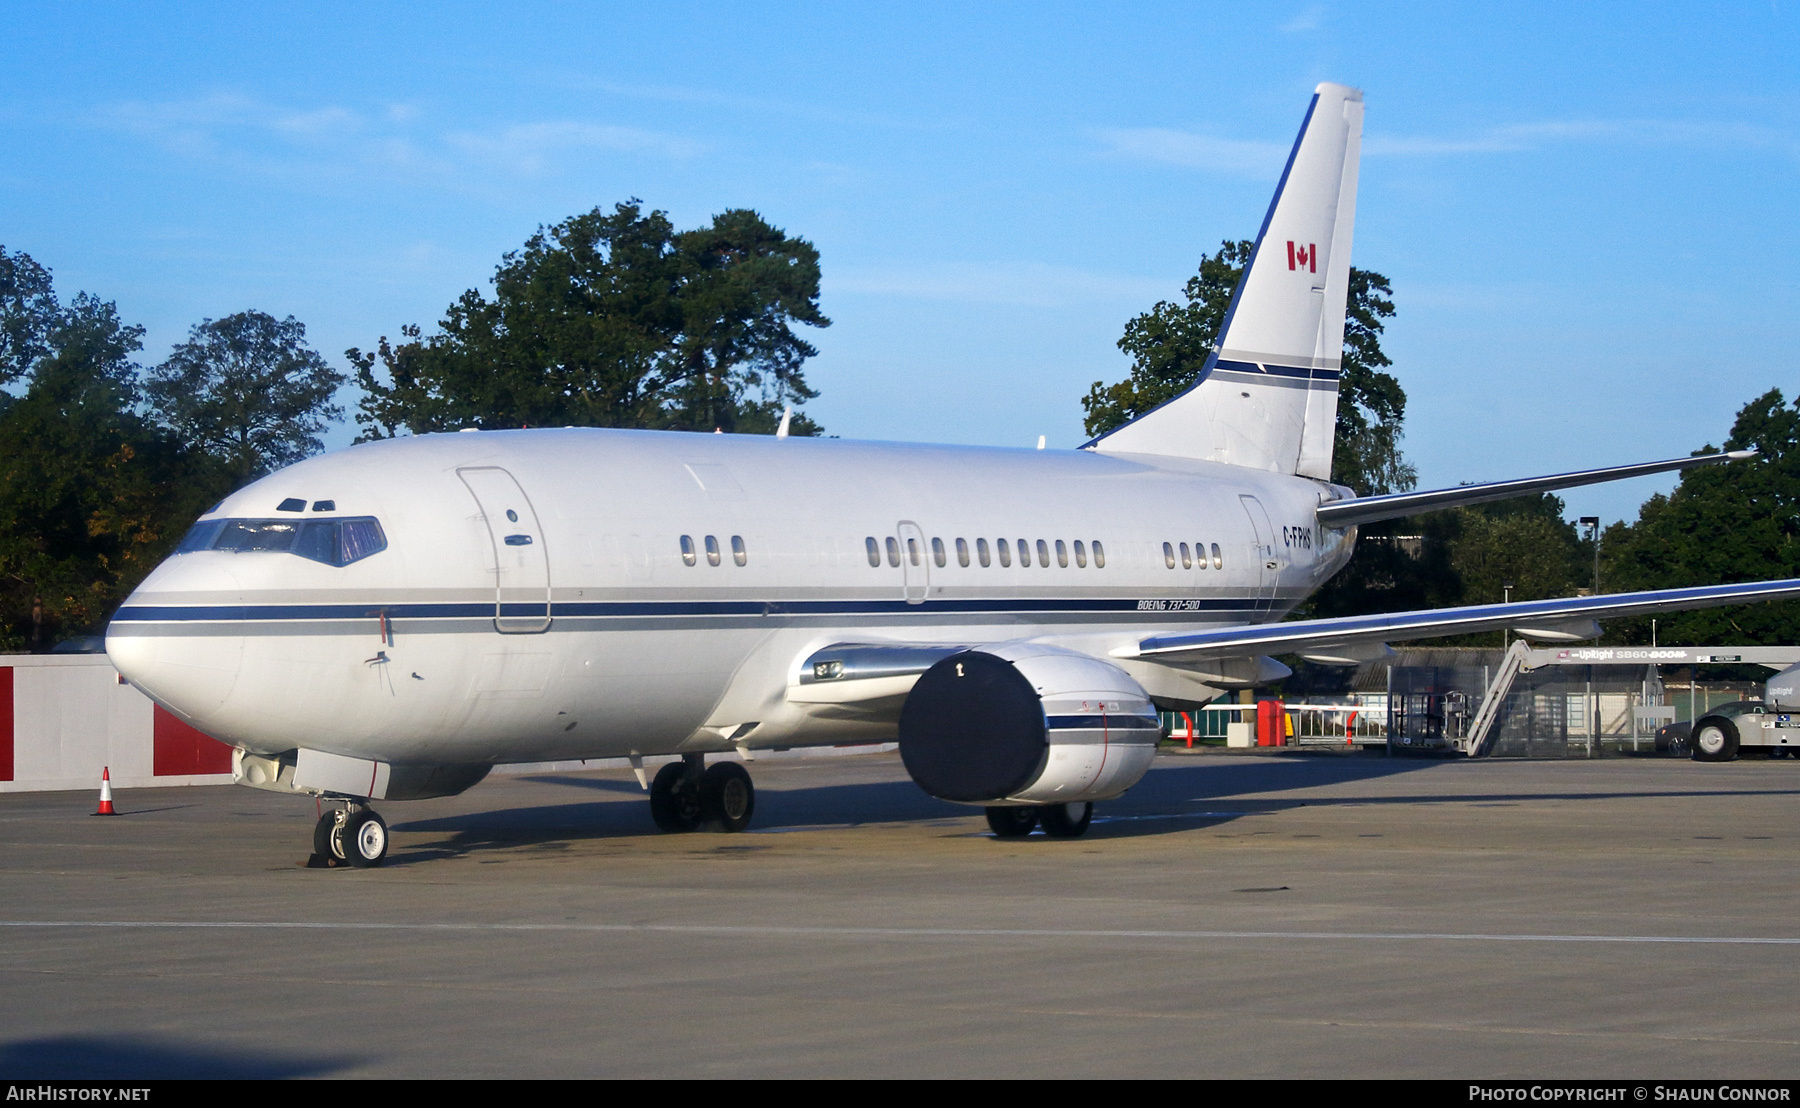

{"left": 1367, "top": 118, "right": 1797, "bottom": 158}
{"left": 1093, "top": 127, "right": 1289, "bottom": 178}
{"left": 830, "top": 261, "right": 1172, "bottom": 308}
{"left": 445, "top": 121, "right": 702, "bottom": 174}
{"left": 1281, "top": 5, "right": 1326, "bottom": 32}
{"left": 96, "top": 93, "right": 704, "bottom": 185}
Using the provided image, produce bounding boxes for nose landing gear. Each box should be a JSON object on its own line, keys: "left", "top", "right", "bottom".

{"left": 308, "top": 802, "right": 389, "bottom": 868}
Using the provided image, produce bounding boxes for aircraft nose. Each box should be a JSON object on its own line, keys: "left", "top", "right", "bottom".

{"left": 106, "top": 572, "right": 246, "bottom": 728}
{"left": 106, "top": 623, "right": 245, "bottom": 724}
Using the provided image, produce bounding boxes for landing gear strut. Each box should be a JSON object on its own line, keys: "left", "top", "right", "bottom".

{"left": 309, "top": 802, "right": 389, "bottom": 868}
{"left": 650, "top": 755, "right": 755, "bottom": 833}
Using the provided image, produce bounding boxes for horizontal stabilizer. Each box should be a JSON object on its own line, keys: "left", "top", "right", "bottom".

{"left": 1116, "top": 577, "right": 1800, "bottom": 663}
{"left": 1316, "top": 450, "right": 1755, "bottom": 530}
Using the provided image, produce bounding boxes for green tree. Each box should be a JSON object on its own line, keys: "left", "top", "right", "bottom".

{"left": 1600, "top": 388, "right": 1800, "bottom": 645}
{"left": 1082, "top": 239, "right": 1413, "bottom": 495}
{"left": 1304, "top": 494, "right": 1583, "bottom": 632}
{"left": 0, "top": 288, "right": 222, "bottom": 650}
{"left": 145, "top": 311, "right": 344, "bottom": 486}
{"left": 353, "top": 201, "right": 829, "bottom": 439}
{"left": 0, "top": 247, "right": 62, "bottom": 385}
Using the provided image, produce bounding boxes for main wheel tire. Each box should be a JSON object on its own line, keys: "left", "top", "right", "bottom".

{"left": 339, "top": 809, "right": 388, "bottom": 868}
{"left": 985, "top": 806, "right": 1038, "bottom": 838}
{"left": 1692, "top": 717, "right": 1740, "bottom": 762}
{"left": 1038, "top": 801, "right": 1094, "bottom": 838}
{"left": 313, "top": 811, "right": 345, "bottom": 861}
{"left": 701, "top": 762, "right": 755, "bottom": 833}
{"left": 650, "top": 762, "right": 705, "bottom": 833}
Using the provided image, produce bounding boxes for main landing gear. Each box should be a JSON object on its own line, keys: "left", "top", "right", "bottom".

{"left": 649, "top": 754, "right": 755, "bottom": 834}
{"left": 985, "top": 801, "right": 1094, "bottom": 839}
{"left": 309, "top": 802, "right": 389, "bottom": 868}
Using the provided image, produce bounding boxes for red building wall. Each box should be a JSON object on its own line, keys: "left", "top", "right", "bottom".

{"left": 0, "top": 668, "right": 12, "bottom": 782}
{"left": 152, "top": 704, "right": 233, "bottom": 776}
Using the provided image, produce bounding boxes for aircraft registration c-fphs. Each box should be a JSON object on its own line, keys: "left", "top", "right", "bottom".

{"left": 107, "top": 83, "right": 1798, "bottom": 866}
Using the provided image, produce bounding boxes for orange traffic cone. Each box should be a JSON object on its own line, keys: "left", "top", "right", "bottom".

{"left": 94, "top": 767, "right": 116, "bottom": 816}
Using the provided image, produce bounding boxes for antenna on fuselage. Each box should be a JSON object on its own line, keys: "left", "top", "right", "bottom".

{"left": 776, "top": 406, "right": 793, "bottom": 439}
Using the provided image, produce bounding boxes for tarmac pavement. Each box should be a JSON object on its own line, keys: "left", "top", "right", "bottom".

{"left": 1, "top": 748, "right": 1798, "bottom": 1078}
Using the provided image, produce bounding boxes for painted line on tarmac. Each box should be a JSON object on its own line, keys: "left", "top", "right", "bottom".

{"left": 1, "top": 920, "right": 1798, "bottom": 946}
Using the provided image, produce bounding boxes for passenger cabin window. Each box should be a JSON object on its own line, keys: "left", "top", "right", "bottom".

{"left": 1017, "top": 539, "right": 1031, "bottom": 568}
{"left": 886, "top": 536, "right": 900, "bottom": 567}
{"left": 1163, "top": 542, "right": 1176, "bottom": 569}
{"left": 997, "top": 538, "right": 1012, "bottom": 567}
{"left": 731, "top": 535, "right": 747, "bottom": 566}
{"left": 956, "top": 538, "right": 970, "bottom": 567}
{"left": 1211, "top": 543, "right": 1222, "bottom": 569}
{"left": 681, "top": 535, "right": 697, "bottom": 566}
{"left": 977, "top": 538, "right": 991, "bottom": 567}
{"left": 705, "top": 535, "right": 721, "bottom": 566}
{"left": 1180, "top": 542, "right": 1192, "bottom": 569}
{"left": 1073, "top": 540, "right": 1087, "bottom": 568}
{"left": 931, "top": 537, "right": 946, "bottom": 568}
{"left": 1033, "top": 539, "right": 1047, "bottom": 568}
{"left": 1092, "top": 541, "right": 1106, "bottom": 568}
{"left": 906, "top": 537, "right": 921, "bottom": 566}
{"left": 865, "top": 537, "right": 881, "bottom": 567}
{"left": 175, "top": 517, "right": 387, "bottom": 567}
{"left": 1055, "top": 540, "right": 1068, "bottom": 568}
{"left": 1194, "top": 541, "right": 1206, "bottom": 568}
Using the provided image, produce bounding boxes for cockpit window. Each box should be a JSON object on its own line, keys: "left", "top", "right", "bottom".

{"left": 175, "top": 517, "right": 387, "bottom": 567}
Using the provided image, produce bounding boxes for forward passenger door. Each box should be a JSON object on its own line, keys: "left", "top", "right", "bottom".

{"left": 458, "top": 467, "right": 552, "bottom": 633}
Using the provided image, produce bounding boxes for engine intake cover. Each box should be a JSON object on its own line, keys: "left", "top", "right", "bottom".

{"left": 898, "top": 644, "right": 1160, "bottom": 805}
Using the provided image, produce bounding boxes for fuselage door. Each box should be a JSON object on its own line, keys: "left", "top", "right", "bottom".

{"left": 458, "top": 466, "right": 552, "bottom": 634}
{"left": 1238, "top": 494, "right": 1281, "bottom": 614}
{"left": 897, "top": 520, "right": 929, "bottom": 605}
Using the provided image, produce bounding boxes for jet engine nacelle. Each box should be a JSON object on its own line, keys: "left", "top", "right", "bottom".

{"left": 898, "top": 643, "right": 1161, "bottom": 806}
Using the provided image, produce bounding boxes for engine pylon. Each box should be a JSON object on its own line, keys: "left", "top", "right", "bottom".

{"left": 94, "top": 767, "right": 116, "bottom": 816}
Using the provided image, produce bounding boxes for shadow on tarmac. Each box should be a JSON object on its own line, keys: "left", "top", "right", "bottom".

{"left": 0, "top": 1035, "right": 358, "bottom": 1079}
{"left": 383, "top": 754, "right": 1796, "bottom": 861}
{"left": 384, "top": 754, "right": 1450, "bottom": 858}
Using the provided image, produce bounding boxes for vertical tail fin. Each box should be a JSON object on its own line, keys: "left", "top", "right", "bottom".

{"left": 1090, "top": 82, "right": 1364, "bottom": 479}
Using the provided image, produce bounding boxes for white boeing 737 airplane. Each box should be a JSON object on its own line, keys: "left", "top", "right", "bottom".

{"left": 106, "top": 83, "right": 1799, "bottom": 866}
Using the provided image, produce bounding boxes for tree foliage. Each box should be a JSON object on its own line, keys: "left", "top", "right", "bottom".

{"left": 145, "top": 310, "right": 344, "bottom": 486}
{"left": 1600, "top": 388, "right": 1800, "bottom": 644}
{"left": 0, "top": 247, "right": 61, "bottom": 385}
{"left": 1081, "top": 239, "right": 1414, "bottom": 495}
{"left": 0, "top": 263, "right": 227, "bottom": 650}
{"left": 353, "top": 201, "right": 829, "bottom": 439}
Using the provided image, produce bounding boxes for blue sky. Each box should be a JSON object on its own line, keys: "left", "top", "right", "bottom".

{"left": 4, "top": 2, "right": 1797, "bottom": 523}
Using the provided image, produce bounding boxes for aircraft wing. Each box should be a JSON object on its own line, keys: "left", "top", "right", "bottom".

{"left": 1114, "top": 578, "right": 1800, "bottom": 663}
{"left": 1315, "top": 451, "right": 1755, "bottom": 530}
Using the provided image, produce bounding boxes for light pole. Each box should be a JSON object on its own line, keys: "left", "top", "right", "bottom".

{"left": 1579, "top": 516, "right": 1601, "bottom": 595}
{"left": 1502, "top": 581, "right": 1513, "bottom": 650}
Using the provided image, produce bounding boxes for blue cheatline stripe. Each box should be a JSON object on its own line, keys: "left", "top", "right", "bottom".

{"left": 1210, "top": 360, "right": 1342, "bottom": 382}
{"left": 110, "top": 596, "right": 1266, "bottom": 623}
{"left": 1045, "top": 715, "right": 1162, "bottom": 730}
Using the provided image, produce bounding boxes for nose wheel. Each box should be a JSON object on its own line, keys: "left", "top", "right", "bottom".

{"left": 308, "top": 803, "right": 389, "bottom": 868}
